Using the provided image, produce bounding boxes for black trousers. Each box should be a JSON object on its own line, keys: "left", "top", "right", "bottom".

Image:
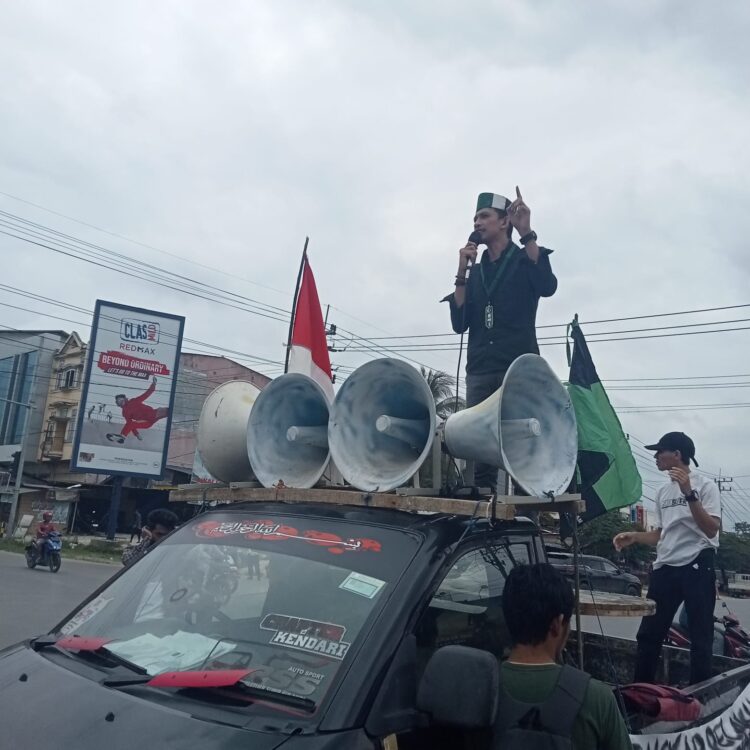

{"left": 635, "top": 548, "right": 716, "bottom": 685}
{"left": 465, "top": 370, "right": 507, "bottom": 491}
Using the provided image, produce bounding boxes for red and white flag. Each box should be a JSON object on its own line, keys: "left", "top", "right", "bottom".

{"left": 286, "top": 254, "right": 334, "bottom": 402}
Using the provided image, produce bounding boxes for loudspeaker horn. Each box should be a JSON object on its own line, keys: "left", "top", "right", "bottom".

{"left": 247, "top": 373, "right": 331, "bottom": 488}
{"left": 328, "top": 359, "right": 436, "bottom": 492}
{"left": 443, "top": 353, "right": 577, "bottom": 497}
{"left": 197, "top": 380, "right": 262, "bottom": 483}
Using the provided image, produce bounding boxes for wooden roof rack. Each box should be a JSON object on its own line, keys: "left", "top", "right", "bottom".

{"left": 169, "top": 483, "right": 584, "bottom": 520}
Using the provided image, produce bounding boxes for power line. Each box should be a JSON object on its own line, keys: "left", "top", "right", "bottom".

{"left": 0, "top": 190, "right": 290, "bottom": 299}
{"left": 5, "top": 188, "right": 750, "bottom": 343}
{"left": 616, "top": 402, "right": 750, "bottom": 413}
{"left": 0, "top": 209, "right": 291, "bottom": 319}
{"left": 0, "top": 292, "right": 287, "bottom": 369}
{"left": 0, "top": 218, "right": 457, "bottom": 377}
{"left": 0, "top": 225, "right": 291, "bottom": 326}
{"left": 341, "top": 303, "right": 750, "bottom": 339}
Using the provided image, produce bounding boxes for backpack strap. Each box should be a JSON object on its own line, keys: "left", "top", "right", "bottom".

{"left": 496, "top": 665, "right": 590, "bottom": 738}
{"left": 537, "top": 666, "right": 590, "bottom": 737}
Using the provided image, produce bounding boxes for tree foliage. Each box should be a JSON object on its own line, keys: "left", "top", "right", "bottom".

{"left": 717, "top": 531, "right": 750, "bottom": 573}
{"left": 576, "top": 511, "right": 653, "bottom": 566}
{"left": 419, "top": 367, "right": 464, "bottom": 487}
{"left": 575, "top": 516, "right": 750, "bottom": 574}
{"left": 420, "top": 367, "right": 465, "bottom": 419}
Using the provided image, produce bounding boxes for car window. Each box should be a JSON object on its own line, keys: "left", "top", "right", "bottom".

{"left": 414, "top": 536, "right": 532, "bottom": 673}
{"left": 602, "top": 560, "right": 619, "bottom": 574}
{"left": 54, "top": 513, "right": 420, "bottom": 720}
{"left": 584, "top": 558, "right": 604, "bottom": 571}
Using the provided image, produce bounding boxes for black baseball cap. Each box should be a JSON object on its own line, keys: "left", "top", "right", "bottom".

{"left": 644, "top": 432, "right": 699, "bottom": 466}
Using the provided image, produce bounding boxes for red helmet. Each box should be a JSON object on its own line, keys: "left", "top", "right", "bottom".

{"left": 42, "top": 511, "right": 53, "bottom": 522}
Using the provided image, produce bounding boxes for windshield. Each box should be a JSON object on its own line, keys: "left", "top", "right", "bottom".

{"left": 55, "top": 512, "right": 420, "bottom": 717}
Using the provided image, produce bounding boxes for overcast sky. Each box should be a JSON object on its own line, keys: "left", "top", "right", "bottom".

{"left": 2, "top": 1, "right": 749, "bottom": 523}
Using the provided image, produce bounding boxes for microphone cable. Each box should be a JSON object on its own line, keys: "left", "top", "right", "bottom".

{"left": 451, "top": 232, "right": 482, "bottom": 491}
{"left": 453, "top": 231, "right": 482, "bottom": 415}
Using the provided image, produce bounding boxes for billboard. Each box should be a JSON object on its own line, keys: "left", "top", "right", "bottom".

{"left": 71, "top": 301, "right": 185, "bottom": 478}
{"left": 630, "top": 504, "right": 646, "bottom": 527}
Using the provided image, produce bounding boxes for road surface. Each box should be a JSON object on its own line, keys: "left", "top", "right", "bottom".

{"left": 0, "top": 551, "right": 116, "bottom": 650}
{"left": 578, "top": 595, "right": 750, "bottom": 640}
{"left": 2, "top": 547, "right": 749, "bottom": 651}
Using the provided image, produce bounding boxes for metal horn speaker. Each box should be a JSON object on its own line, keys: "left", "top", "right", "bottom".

{"left": 443, "top": 353, "right": 578, "bottom": 497}
{"left": 197, "top": 380, "right": 262, "bottom": 483}
{"left": 247, "top": 373, "right": 331, "bottom": 488}
{"left": 328, "top": 359, "right": 437, "bottom": 492}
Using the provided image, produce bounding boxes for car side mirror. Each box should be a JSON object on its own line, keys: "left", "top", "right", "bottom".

{"left": 417, "top": 645, "right": 498, "bottom": 728}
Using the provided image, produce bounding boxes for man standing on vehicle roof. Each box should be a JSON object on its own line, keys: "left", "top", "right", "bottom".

{"left": 613, "top": 432, "right": 721, "bottom": 684}
{"left": 499, "top": 563, "right": 632, "bottom": 748}
{"left": 444, "top": 189, "right": 558, "bottom": 491}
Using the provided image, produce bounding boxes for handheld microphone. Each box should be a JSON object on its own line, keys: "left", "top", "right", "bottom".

{"left": 466, "top": 230, "right": 482, "bottom": 267}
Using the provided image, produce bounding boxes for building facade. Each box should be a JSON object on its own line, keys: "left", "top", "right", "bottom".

{"left": 168, "top": 353, "right": 271, "bottom": 477}
{"left": 1, "top": 330, "right": 273, "bottom": 535}
{"left": 38, "top": 332, "right": 87, "bottom": 472}
{"left": 0, "top": 329, "right": 70, "bottom": 533}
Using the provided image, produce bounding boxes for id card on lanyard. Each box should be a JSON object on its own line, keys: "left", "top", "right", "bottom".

{"left": 479, "top": 245, "right": 517, "bottom": 329}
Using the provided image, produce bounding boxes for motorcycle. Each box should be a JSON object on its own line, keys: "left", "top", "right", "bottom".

{"left": 25, "top": 532, "right": 62, "bottom": 573}
{"left": 205, "top": 548, "right": 240, "bottom": 606}
{"left": 666, "top": 601, "right": 750, "bottom": 659}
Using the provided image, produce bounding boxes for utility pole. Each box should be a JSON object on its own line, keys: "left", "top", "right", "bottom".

{"left": 106, "top": 475, "right": 124, "bottom": 541}
{"left": 715, "top": 470, "right": 733, "bottom": 531}
{"left": 1, "top": 396, "right": 34, "bottom": 540}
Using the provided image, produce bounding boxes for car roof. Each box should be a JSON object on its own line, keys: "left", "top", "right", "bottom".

{"left": 186, "top": 501, "right": 539, "bottom": 548}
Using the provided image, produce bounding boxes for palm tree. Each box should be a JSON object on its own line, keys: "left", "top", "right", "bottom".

{"left": 420, "top": 367, "right": 465, "bottom": 419}
{"left": 419, "top": 368, "right": 465, "bottom": 490}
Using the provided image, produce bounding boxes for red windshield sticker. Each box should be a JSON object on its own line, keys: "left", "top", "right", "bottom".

{"left": 261, "top": 613, "right": 351, "bottom": 661}
{"left": 193, "top": 519, "right": 382, "bottom": 555}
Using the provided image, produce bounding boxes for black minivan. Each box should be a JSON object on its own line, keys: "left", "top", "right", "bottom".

{"left": 0, "top": 501, "right": 546, "bottom": 749}
{"left": 547, "top": 551, "right": 642, "bottom": 597}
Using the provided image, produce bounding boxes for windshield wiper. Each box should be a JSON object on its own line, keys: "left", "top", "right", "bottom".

{"left": 103, "top": 668, "right": 316, "bottom": 712}
{"left": 33, "top": 635, "right": 147, "bottom": 676}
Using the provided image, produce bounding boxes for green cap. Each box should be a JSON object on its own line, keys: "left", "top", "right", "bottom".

{"left": 476, "top": 192, "right": 510, "bottom": 212}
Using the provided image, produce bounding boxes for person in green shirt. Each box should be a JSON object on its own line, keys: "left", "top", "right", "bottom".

{"left": 500, "top": 563, "right": 632, "bottom": 750}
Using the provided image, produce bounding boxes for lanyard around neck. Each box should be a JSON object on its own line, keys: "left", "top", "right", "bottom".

{"left": 479, "top": 244, "right": 516, "bottom": 300}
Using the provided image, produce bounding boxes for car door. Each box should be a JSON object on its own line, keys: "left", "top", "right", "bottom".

{"left": 399, "top": 533, "right": 536, "bottom": 750}
{"left": 600, "top": 559, "right": 625, "bottom": 593}
{"left": 581, "top": 557, "right": 608, "bottom": 593}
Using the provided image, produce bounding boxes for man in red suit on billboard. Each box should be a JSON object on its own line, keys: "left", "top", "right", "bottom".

{"left": 113, "top": 376, "right": 169, "bottom": 441}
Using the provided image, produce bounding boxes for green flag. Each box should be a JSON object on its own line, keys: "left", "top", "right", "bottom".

{"left": 566, "top": 316, "right": 642, "bottom": 522}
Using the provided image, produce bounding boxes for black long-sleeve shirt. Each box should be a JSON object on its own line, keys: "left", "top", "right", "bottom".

{"left": 445, "top": 244, "right": 557, "bottom": 376}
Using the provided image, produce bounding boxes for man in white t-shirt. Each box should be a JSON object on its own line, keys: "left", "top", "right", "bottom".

{"left": 613, "top": 432, "right": 721, "bottom": 684}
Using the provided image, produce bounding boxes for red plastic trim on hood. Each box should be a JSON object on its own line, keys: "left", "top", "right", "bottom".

{"left": 56, "top": 636, "right": 113, "bottom": 651}
{"left": 147, "top": 669, "right": 252, "bottom": 688}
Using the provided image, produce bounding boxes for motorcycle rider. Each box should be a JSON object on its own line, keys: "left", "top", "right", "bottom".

{"left": 33, "top": 512, "right": 57, "bottom": 563}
